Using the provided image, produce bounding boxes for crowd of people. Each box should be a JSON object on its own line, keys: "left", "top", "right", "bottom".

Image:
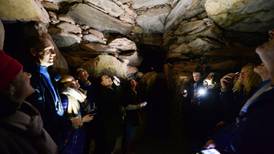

{"left": 1, "top": 19, "right": 274, "bottom": 154}
{"left": 0, "top": 21, "right": 147, "bottom": 154}
{"left": 180, "top": 31, "right": 274, "bottom": 154}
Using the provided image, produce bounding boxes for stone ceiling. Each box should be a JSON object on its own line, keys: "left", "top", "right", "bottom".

{"left": 1, "top": 0, "right": 274, "bottom": 77}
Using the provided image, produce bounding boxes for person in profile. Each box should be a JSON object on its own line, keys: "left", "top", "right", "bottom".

{"left": 0, "top": 51, "right": 58, "bottom": 154}
{"left": 203, "top": 29, "right": 274, "bottom": 154}
{"left": 27, "top": 32, "right": 81, "bottom": 150}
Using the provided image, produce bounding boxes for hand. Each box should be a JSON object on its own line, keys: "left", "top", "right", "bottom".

{"left": 71, "top": 116, "right": 82, "bottom": 128}
{"left": 204, "top": 139, "right": 216, "bottom": 149}
{"left": 82, "top": 114, "right": 94, "bottom": 123}
{"left": 220, "top": 73, "right": 237, "bottom": 91}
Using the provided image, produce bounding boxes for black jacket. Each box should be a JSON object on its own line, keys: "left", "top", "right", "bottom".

{"left": 215, "top": 86, "right": 274, "bottom": 154}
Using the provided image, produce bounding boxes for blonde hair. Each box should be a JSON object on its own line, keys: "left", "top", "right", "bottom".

{"left": 233, "top": 64, "right": 261, "bottom": 95}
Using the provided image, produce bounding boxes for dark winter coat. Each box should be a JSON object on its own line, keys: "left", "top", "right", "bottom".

{"left": 0, "top": 101, "right": 58, "bottom": 154}
{"left": 214, "top": 85, "right": 274, "bottom": 154}
{"left": 27, "top": 65, "right": 70, "bottom": 144}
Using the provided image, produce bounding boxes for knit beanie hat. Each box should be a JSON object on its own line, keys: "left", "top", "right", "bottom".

{"left": 0, "top": 50, "right": 23, "bottom": 91}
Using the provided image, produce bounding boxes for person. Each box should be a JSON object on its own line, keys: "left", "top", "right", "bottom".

{"left": 0, "top": 51, "right": 58, "bottom": 154}
{"left": 190, "top": 71, "right": 204, "bottom": 105}
{"left": 219, "top": 64, "right": 261, "bottom": 125}
{"left": 203, "top": 72, "right": 217, "bottom": 89}
{"left": 94, "top": 73, "right": 124, "bottom": 154}
{"left": 182, "top": 71, "right": 210, "bottom": 152}
{"left": 75, "top": 67, "right": 97, "bottom": 154}
{"left": 123, "top": 79, "right": 147, "bottom": 154}
{"left": 203, "top": 30, "right": 274, "bottom": 154}
{"left": 58, "top": 75, "right": 94, "bottom": 154}
{"left": 75, "top": 68, "right": 92, "bottom": 91}
{"left": 27, "top": 33, "right": 81, "bottom": 147}
{"left": 75, "top": 67, "right": 96, "bottom": 112}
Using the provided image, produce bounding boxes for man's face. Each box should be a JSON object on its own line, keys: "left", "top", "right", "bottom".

{"left": 64, "top": 76, "right": 80, "bottom": 89}
{"left": 193, "top": 72, "right": 201, "bottom": 82}
{"left": 39, "top": 42, "right": 56, "bottom": 67}
{"left": 130, "top": 79, "right": 137, "bottom": 88}
{"left": 78, "top": 70, "right": 89, "bottom": 81}
{"left": 256, "top": 32, "right": 274, "bottom": 76}
{"left": 100, "top": 75, "right": 113, "bottom": 87}
{"left": 12, "top": 70, "right": 35, "bottom": 104}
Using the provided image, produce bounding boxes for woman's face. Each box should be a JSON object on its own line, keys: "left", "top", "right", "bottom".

{"left": 239, "top": 68, "right": 249, "bottom": 82}
{"left": 11, "top": 70, "right": 34, "bottom": 104}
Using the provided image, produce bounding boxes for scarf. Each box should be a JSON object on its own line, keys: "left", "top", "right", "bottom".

{"left": 62, "top": 87, "right": 87, "bottom": 114}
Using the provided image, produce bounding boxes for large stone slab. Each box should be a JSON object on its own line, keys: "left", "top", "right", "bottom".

{"left": 88, "top": 29, "right": 106, "bottom": 41}
{"left": 119, "top": 5, "right": 137, "bottom": 24}
{"left": 119, "top": 51, "right": 143, "bottom": 67}
{"left": 56, "top": 22, "right": 82, "bottom": 34}
{"left": 58, "top": 14, "right": 75, "bottom": 24}
{"left": 169, "top": 37, "right": 222, "bottom": 56}
{"left": 165, "top": 0, "right": 206, "bottom": 30}
{"left": 109, "top": 38, "right": 137, "bottom": 51}
{"left": 137, "top": 6, "right": 171, "bottom": 33}
{"left": 84, "top": 0, "right": 124, "bottom": 17}
{"left": 51, "top": 32, "right": 81, "bottom": 47}
{"left": 165, "top": 0, "right": 192, "bottom": 30}
{"left": 67, "top": 4, "right": 132, "bottom": 34}
{"left": 0, "top": 0, "right": 49, "bottom": 23}
{"left": 80, "top": 42, "right": 118, "bottom": 54}
{"left": 82, "top": 34, "right": 106, "bottom": 44}
{"left": 133, "top": 0, "right": 171, "bottom": 9}
{"left": 205, "top": 0, "right": 274, "bottom": 32}
{"left": 82, "top": 55, "right": 128, "bottom": 78}
{"left": 174, "top": 19, "right": 210, "bottom": 35}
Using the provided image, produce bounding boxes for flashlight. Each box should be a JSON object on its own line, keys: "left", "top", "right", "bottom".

{"left": 198, "top": 87, "right": 207, "bottom": 96}
{"left": 113, "top": 76, "right": 121, "bottom": 86}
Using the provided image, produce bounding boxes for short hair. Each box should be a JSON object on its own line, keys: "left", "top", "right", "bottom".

{"left": 192, "top": 72, "right": 201, "bottom": 76}
{"left": 29, "top": 33, "right": 52, "bottom": 54}
{"left": 75, "top": 68, "right": 86, "bottom": 76}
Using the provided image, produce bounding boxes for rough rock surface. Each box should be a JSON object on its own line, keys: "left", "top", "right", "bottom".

{"left": 67, "top": 3, "right": 133, "bottom": 34}
{"left": 205, "top": 0, "right": 274, "bottom": 32}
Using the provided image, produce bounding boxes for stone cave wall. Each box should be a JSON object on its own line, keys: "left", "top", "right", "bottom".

{"left": 1, "top": 0, "right": 274, "bottom": 90}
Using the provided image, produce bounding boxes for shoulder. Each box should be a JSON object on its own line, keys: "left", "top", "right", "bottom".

{"left": 246, "top": 87, "right": 274, "bottom": 123}
{"left": 253, "top": 87, "right": 274, "bottom": 108}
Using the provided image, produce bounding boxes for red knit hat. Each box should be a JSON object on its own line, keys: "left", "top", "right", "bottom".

{"left": 0, "top": 50, "right": 23, "bottom": 91}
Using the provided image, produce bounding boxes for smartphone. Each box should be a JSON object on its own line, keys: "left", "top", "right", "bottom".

{"left": 200, "top": 149, "right": 221, "bottom": 154}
